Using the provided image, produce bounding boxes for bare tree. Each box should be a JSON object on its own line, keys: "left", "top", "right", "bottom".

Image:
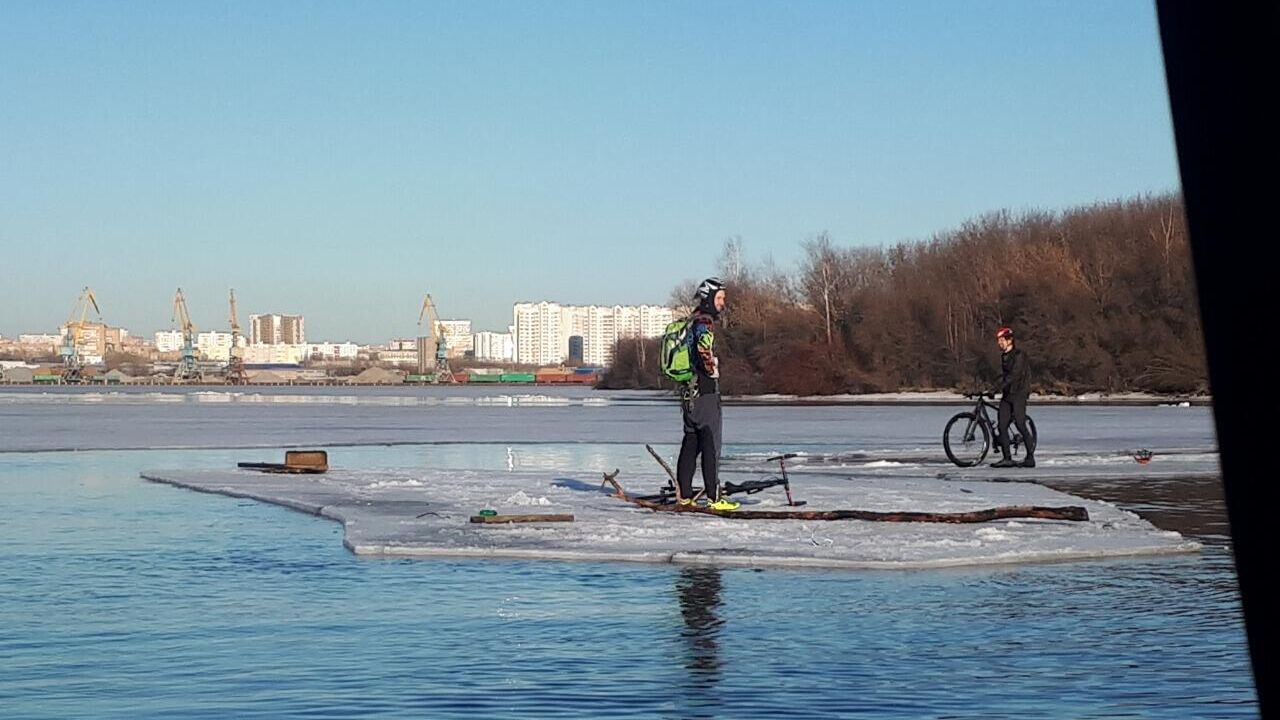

{"left": 606, "top": 192, "right": 1204, "bottom": 395}
{"left": 800, "top": 232, "right": 844, "bottom": 348}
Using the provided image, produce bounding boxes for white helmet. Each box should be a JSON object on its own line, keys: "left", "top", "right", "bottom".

{"left": 693, "top": 277, "right": 725, "bottom": 302}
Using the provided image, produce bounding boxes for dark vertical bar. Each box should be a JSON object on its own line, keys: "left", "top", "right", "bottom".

{"left": 1156, "top": 2, "right": 1275, "bottom": 714}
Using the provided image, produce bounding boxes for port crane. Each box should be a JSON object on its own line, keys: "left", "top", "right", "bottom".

{"left": 172, "top": 288, "right": 203, "bottom": 382}
{"left": 60, "top": 286, "right": 101, "bottom": 384}
{"left": 417, "top": 294, "right": 456, "bottom": 383}
{"left": 225, "top": 289, "right": 248, "bottom": 385}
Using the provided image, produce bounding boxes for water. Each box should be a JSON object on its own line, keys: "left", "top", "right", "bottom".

{"left": 0, "top": 388, "right": 1258, "bottom": 718}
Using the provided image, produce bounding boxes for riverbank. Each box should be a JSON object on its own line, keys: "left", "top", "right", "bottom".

{"left": 0, "top": 384, "right": 1211, "bottom": 407}
{"left": 723, "top": 390, "right": 1210, "bottom": 407}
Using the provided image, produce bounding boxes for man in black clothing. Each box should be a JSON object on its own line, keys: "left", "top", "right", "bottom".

{"left": 991, "top": 326, "right": 1035, "bottom": 468}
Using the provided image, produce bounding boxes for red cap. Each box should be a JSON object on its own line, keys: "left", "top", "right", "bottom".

{"left": 995, "top": 326, "right": 1013, "bottom": 339}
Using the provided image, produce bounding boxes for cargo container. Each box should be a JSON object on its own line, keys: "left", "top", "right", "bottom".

{"left": 499, "top": 372, "right": 536, "bottom": 383}
{"left": 535, "top": 371, "right": 573, "bottom": 384}
{"left": 467, "top": 372, "right": 502, "bottom": 383}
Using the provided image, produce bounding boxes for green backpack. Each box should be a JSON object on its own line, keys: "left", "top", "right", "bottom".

{"left": 660, "top": 317, "right": 696, "bottom": 383}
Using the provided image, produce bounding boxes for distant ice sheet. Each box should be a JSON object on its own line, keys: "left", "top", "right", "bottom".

{"left": 2, "top": 388, "right": 1218, "bottom": 456}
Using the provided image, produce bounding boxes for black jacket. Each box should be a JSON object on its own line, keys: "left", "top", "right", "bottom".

{"left": 1001, "top": 347, "right": 1030, "bottom": 399}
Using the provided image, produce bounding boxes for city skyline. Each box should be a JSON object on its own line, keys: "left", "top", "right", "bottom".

{"left": 1, "top": 3, "right": 1179, "bottom": 340}
{"left": 4, "top": 293, "right": 679, "bottom": 346}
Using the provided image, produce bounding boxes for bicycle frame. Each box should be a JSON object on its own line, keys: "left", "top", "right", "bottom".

{"left": 973, "top": 395, "right": 1026, "bottom": 449}
{"left": 644, "top": 452, "right": 806, "bottom": 506}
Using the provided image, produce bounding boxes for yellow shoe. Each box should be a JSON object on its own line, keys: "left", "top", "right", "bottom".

{"left": 677, "top": 498, "right": 695, "bottom": 507}
{"left": 706, "top": 498, "right": 740, "bottom": 511}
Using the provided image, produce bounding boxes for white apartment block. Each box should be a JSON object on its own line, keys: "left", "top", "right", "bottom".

{"left": 155, "top": 330, "right": 184, "bottom": 353}
{"left": 378, "top": 349, "right": 418, "bottom": 365}
{"left": 197, "top": 331, "right": 234, "bottom": 362}
{"left": 243, "top": 344, "right": 307, "bottom": 365}
{"left": 307, "top": 342, "right": 360, "bottom": 360}
{"left": 616, "top": 305, "right": 673, "bottom": 339}
{"left": 436, "top": 320, "right": 473, "bottom": 359}
{"left": 59, "top": 323, "right": 125, "bottom": 357}
{"left": 472, "top": 331, "right": 515, "bottom": 362}
{"left": 513, "top": 302, "right": 674, "bottom": 366}
{"left": 249, "top": 314, "right": 305, "bottom": 345}
{"left": 18, "top": 334, "right": 61, "bottom": 348}
{"left": 514, "top": 302, "right": 564, "bottom": 366}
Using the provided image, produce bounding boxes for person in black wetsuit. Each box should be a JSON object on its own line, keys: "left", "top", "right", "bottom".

{"left": 991, "top": 326, "right": 1035, "bottom": 468}
{"left": 675, "top": 277, "right": 739, "bottom": 511}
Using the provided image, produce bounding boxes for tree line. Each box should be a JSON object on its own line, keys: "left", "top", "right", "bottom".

{"left": 602, "top": 192, "right": 1207, "bottom": 396}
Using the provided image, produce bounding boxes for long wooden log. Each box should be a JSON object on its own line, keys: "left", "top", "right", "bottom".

{"left": 470, "top": 513, "right": 575, "bottom": 524}
{"left": 601, "top": 471, "right": 1088, "bottom": 523}
{"left": 236, "top": 462, "right": 326, "bottom": 474}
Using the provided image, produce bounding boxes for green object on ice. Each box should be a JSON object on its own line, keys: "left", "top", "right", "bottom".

{"left": 478, "top": 509, "right": 497, "bottom": 517}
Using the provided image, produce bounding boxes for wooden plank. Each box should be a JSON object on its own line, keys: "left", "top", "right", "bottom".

{"left": 284, "top": 450, "right": 328, "bottom": 470}
{"left": 469, "top": 513, "right": 575, "bottom": 524}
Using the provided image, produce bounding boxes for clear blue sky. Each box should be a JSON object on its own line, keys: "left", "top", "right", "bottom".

{"left": 0, "top": 1, "right": 1178, "bottom": 342}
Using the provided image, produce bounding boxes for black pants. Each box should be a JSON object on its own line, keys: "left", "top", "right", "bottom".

{"left": 677, "top": 393, "right": 722, "bottom": 500}
{"left": 997, "top": 395, "right": 1035, "bottom": 460}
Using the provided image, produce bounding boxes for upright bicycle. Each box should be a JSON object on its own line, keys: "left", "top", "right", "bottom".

{"left": 943, "top": 393, "right": 1037, "bottom": 467}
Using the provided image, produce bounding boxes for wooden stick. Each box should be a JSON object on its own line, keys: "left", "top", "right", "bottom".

{"left": 645, "top": 444, "right": 682, "bottom": 501}
{"left": 469, "top": 514, "right": 575, "bottom": 524}
{"left": 601, "top": 471, "right": 1088, "bottom": 523}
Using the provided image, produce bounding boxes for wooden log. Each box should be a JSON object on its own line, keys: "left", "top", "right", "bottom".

{"left": 238, "top": 449, "right": 328, "bottom": 474}
{"left": 469, "top": 513, "right": 575, "bottom": 524}
{"left": 236, "top": 462, "right": 326, "bottom": 474}
{"left": 600, "top": 470, "right": 1088, "bottom": 523}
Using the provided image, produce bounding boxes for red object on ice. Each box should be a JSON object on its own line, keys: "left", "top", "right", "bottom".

{"left": 1133, "top": 450, "right": 1154, "bottom": 464}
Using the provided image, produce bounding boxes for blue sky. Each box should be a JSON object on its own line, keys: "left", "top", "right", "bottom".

{"left": 0, "top": 1, "right": 1178, "bottom": 342}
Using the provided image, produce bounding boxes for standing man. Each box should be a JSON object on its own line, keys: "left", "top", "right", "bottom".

{"left": 676, "top": 277, "right": 739, "bottom": 510}
{"left": 991, "top": 326, "right": 1035, "bottom": 468}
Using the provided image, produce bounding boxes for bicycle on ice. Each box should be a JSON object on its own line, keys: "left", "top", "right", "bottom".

{"left": 942, "top": 392, "right": 1037, "bottom": 467}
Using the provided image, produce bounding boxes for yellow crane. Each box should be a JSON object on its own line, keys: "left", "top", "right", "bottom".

{"left": 172, "top": 288, "right": 202, "bottom": 382}
{"left": 225, "top": 289, "right": 248, "bottom": 385}
{"left": 60, "top": 286, "right": 101, "bottom": 383}
{"left": 417, "top": 293, "right": 456, "bottom": 383}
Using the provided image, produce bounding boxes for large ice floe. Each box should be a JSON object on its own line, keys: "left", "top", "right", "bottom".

{"left": 141, "top": 456, "right": 1199, "bottom": 570}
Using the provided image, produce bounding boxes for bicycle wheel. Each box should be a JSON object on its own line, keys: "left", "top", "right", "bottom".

{"left": 944, "top": 412, "right": 991, "bottom": 467}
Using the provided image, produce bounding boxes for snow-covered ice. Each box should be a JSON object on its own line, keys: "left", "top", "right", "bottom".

{"left": 141, "top": 460, "right": 1199, "bottom": 570}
